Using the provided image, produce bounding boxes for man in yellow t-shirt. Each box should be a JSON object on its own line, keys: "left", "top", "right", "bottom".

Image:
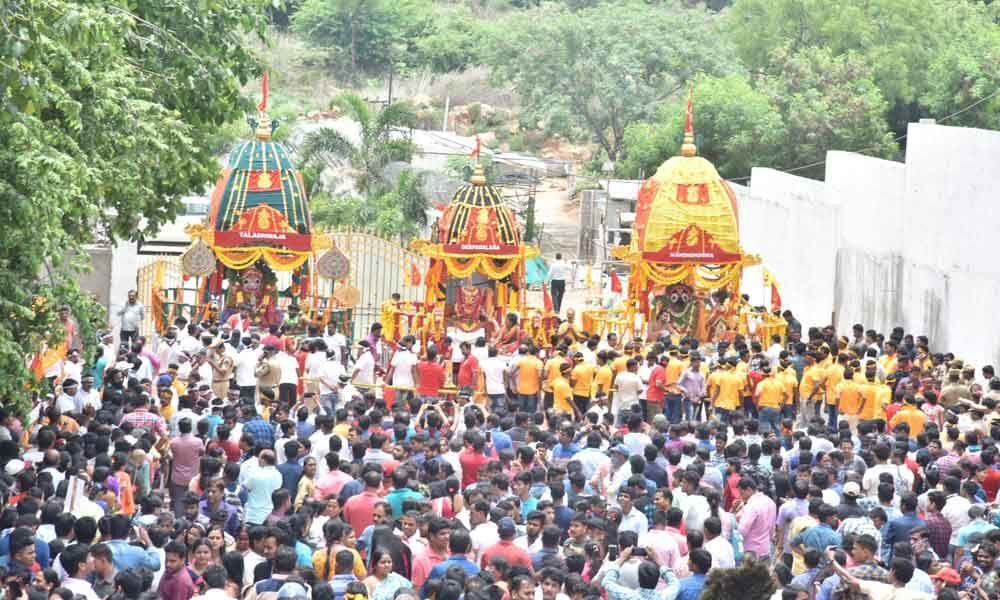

{"left": 612, "top": 344, "right": 632, "bottom": 376}
{"left": 799, "top": 353, "right": 824, "bottom": 425}
{"left": 664, "top": 349, "right": 686, "bottom": 423}
{"left": 711, "top": 359, "right": 745, "bottom": 424}
{"left": 823, "top": 356, "right": 847, "bottom": 432}
{"left": 542, "top": 350, "right": 567, "bottom": 412}
{"left": 858, "top": 375, "right": 886, "bottom": 423}
{"left": 879, "top": 340, "right": 899, "bottom": 376}
{"left": 570, "top": 351, "right": 596, "bottom": 415}
{"left": 553, "top": 363, "right": 576, "bottom": 418}
{"left": 512, "top": 346, "right": 544, "bottom": 414}
{"left": 779, "top": 362, "right": 799, "bottom": 421}
{"left": 835, "top": 367, "right": 863, "bottom": 432}
{"left": 889, "top": 395, "right": 926, "bottom": 438}
{"left": 594, "top": 351, "right": 614, "bottom": 399}
{"left": 755, "top": 366, "right": 788, "bottom": 434}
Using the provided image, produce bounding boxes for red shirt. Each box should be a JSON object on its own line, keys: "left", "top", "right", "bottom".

{"left": 984, "top": 467, "right": 1000, "bottom": 502}
{"left": 261, "top": 335, "right": 283, "bottom": 349}
{"left": 207, "top": 439, "right": 241, "bottom": 463}
{"left": 479, "top": 539, "right": 532, "bottom": 570}
{"left": 459, "top": 447, "right": 491, "bottom": 488}
{"left": 885, "top": 402, "right": 902, "bottom": 425}
{"left": 416, "top": 361, "right": 446, "bottom": 397}
{"left": 457, "top": 355, "right": 479, "bottom": 387}
{"left": 342, "top": 489, "right": 382, "bottom": 537}
{"left": 647, "top": 365, "right": 666, "bottom": 404}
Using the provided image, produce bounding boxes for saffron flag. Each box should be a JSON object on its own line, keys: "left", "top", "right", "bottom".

{"left": 470, "top": 135, "right": 481, "bottom": 159}
{"left": 258, "top": 72, "right": 269, "bottom": 112}
{"left": 410, "top": 261, "right": 422, "bottom": 286}
{"left": 542, "top": 283, "right": 553, "bottom": 313}
{"left": 610, "top": 269, "right": 622, "bottom": 294}
{"left": 763, "top": 269, "right": 782, "bottom": 313}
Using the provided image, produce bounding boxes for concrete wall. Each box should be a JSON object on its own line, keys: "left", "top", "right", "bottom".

{"left": 747, "top": 122, "right": 1000, "bottom": 367}
{"left": 740, "top": 168, "right": 839, "bottom": 331}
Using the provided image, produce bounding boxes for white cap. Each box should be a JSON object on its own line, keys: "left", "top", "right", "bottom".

{"left": 4, "top": 459, "right": 26, "bottom": 477}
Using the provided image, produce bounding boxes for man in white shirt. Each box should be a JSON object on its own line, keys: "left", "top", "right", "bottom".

{"left": 387, "top": 336, "right": 418, "bottom": 404}
{"left": 77, "top": 375, "right": 102, "bottom": 412}
{"left": 616, "top": 490, "right": 649, "bottom": 536}
{"left": 765, "top": 334, "right": 784, "bottom": 367}
{"left": 276, "top": 347, "right": 300, "bottom": 405}
{"left": 468, "top": 500, "right": 499, "bottom": 560}
{"left": 352, "top": 341, "right": 376, "bottom": 386}
{"left": 317, "top": 350, "right": 346, "bottom": 414}
{"left": 571, "top": 433, "right": 611, "bottom": 479}
{"left": 323, "top": 323, "right": 347, "bottom": 365}
{"left": 61, "top": 349, "right": 84, "bottom": 384}
{"left": 60, "top": 543, "right": 102, "bottom": 600}
{"left": 234, "top": 340, "right": 261, "bottom": 403}
{"left": 612, "top": 359, "right": 643, "bottom": 425}
{"left": 702, "top": 516, "right": 735, "bottom": 569}
{"left": 482, "top": 347, "right": 509, "bottom": 412}
{"left": 56, "top": 379, "right": 80, "bottom": 414}
{"left": 546, "top": 253, "right": 571, "bottom": 314}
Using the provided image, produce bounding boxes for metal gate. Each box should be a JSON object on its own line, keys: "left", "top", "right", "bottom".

{"left": 322, "top": 228, "right": 428, "bottom": 342}
{"left": 136, "top": 255, "right": 191, "bottom": 337}
{"left": 135, "top": 231, "right": 426, "bottom": 343}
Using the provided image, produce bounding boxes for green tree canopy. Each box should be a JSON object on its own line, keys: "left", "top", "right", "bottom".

{"left": 617, "top": 74, "right": 787, "bottom": 180}
{"left": 725, "top": 0, "right": 999, "bottom": 130}
{"left": 483, "top": 2, "right": 741, "bottom": 161}
{"left": 757, "top": 47, "right": 898, "bottom": 179}
{"left": 0, "top": 0, "right": 268, "bottom": 409}
{"left": 292, "top": 0, "right": 434, "bottom": 74}
{"left": 298, "top": 92, "right": 418, "bottom": 198}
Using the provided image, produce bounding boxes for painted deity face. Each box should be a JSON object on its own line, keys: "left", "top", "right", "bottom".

{"left": 242, "top": 268, "right": 263, "bottom": 292}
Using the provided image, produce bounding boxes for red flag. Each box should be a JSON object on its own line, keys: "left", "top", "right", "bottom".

{"left": 610, "top": 270, "right": 622, "bottom": 294}
{"left": 771, "top": 284, "right": 782, "bottom": 313}
{"left": 542, "top": 283, "right": 553, "bottom": 313}
{"left": 258, "top": 72, "right": 269, "bottom": 112}
{"left": 469, "top": 135, "right": 481, "bottom": 159}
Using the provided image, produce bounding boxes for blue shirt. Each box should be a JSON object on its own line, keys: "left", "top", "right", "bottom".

{"left": 277, "top": 460, "right": 304, "bottom": 496}
{"left": 791, "top": 523, "right": 842, "bottom": 553}
{"left": 881, "top": 512, "right": 926, "bottom": 562}
{"left": 296, "top": 420, "right": 316, "bottom": 440}
{"left": 244, "top": 465, "right": 283, "bottom": 524}
{"left": 104, "top": 539, "right": 161, "bottom": 572}
{"left": 243, "top": 416, "right": 276, "bottom": 448}
{"left": 552, "top": 443, "right": 581, "bottom": 461}
{"left": 676, "top": 573, "right": 706, "bottom": 600}
{"left": 0, "top": 532, "right": 50, "bottom": 569}
{"left": 531, "top": 547, "right": 560, "bottom": 571}
{"left": 386, "top": 488, "right": 425, "bottom": 517}
{"left": 490, "top": 428, "right": 513, "bottom": 452}
{"left": 202, "top": 414, "right": 223, "bottom": 439}
{"left": 330, "top": 574, "right": 358, "bottom": 600}
{"left": 423, "top": 556, "right": 480, "bottom": 596}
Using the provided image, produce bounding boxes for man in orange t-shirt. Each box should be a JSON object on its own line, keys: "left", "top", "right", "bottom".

{"left": 456, "top": 341, "right": 479, "bottom": 402}
{"left": 511, "top": 345, "right": 543, "bottom": 414}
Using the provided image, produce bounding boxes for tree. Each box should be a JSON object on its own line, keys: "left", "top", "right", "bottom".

{"left": 756, "top": 47, "right": 898, "bottom": 179}
{"left": 483, "top": 2, "right": 741, "bottom": 161}
{"left": 413, "top": 5, "right": 487, "bottom": 73}
{"left": 725, "top": 0, "right": 999, "bottom": 132}
{"left": 292, "top": 0, "right": 433, "bottom": 75}
{"left": 617, "top": 74, "right": 787, "bottom": 180}
{"left": 298, "top": 93, "right": 418, "bottom": 198}
{"left": 0, "top": 0, "right": 268, "bottom": 410}
{"left": 921, "top": 28, "right": 1000, "bottom": 129}
{"left": 310, "top": 170, "right": 428, "bottom": 241}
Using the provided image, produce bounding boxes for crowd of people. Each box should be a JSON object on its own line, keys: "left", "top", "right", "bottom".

{"left": 3, "top": 303, "right": 1000, "bottom": 600}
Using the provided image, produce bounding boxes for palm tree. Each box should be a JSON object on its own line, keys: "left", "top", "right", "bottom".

{"left": 298, "top": 92, "right": 418, "bottom": 199}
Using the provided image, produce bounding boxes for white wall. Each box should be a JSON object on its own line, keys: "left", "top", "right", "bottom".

{"left": 747, "top": 122, "right": 1000, "bottom": 368}
{"left": 740, "top": 168, "right": 839, "bottom": 330}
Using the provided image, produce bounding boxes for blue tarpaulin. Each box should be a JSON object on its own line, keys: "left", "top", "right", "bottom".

{"left": 526, "top": 256, "right": 548, "bottom": 287}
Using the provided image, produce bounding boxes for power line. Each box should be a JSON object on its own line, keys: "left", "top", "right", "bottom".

{"left": 728, "top": 87, "right": 1000, "bottom": 183}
